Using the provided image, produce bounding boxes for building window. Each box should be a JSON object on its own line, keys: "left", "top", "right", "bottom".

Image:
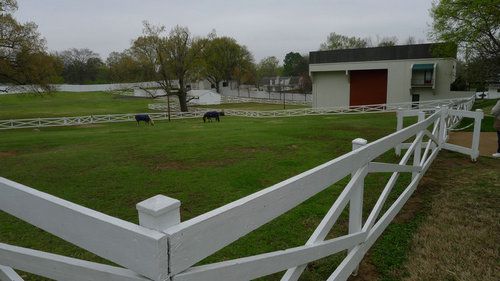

{"left": 424, "top": 70, "right": 433, "bottom": 84}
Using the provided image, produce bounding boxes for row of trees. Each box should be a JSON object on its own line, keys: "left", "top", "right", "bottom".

{"left": 319, "top": 33, "right": 425, "bottom": 50}
{"left": 2, "top": 0, "right": 497, "bottom": 103}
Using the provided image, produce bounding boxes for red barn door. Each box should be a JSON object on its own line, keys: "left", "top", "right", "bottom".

{"left": 349, "top": 69, "right": 388, "bottom": 106}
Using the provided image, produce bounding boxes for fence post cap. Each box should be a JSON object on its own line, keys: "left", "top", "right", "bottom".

{"left": 137, "top": 195, "right": 181, "bottom": 231}
{"left": 136, "top": 195, "right": 180, "bottom": 217}
{"left": 352, "top": 138, "right": 368, "bottom": 150}
{"left": 352, "top": 138, "right": 368, "bottom": 146}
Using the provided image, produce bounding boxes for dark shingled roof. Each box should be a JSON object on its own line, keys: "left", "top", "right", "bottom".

{"left": 309, "top": 43, "right": 457, "bottom": 64}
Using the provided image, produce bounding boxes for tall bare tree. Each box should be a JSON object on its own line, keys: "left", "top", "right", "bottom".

{"left": 56, "top": 48, "right": 105, "bottom": 84}
{"left": 319, "top": 33, "right": 369, "bottom": 50}
{"left": 132, "top": 22, "right": 203, "bottom": 111}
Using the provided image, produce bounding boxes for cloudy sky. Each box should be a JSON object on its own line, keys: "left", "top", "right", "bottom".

{"left": 16, "top": 0, "right": 435, "bottom": 62}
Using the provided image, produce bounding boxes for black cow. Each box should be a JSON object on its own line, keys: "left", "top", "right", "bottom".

{"left": 203, "top": 111, "right": 225, "bottom": 123}
{"left": 135, "top": 114, "right": 155, "bottom": 126}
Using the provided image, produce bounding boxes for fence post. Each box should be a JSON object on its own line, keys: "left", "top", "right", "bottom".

{"left": 395, "top": 108, "right": 403, "bottom": 156}
{"left": 438, "top": 105, "right": 449, "bottom": 147}
{"left": 471, "top": 109, "right": 483, "bottom": 161}
{"left": 413, "top": 112, "right": 425, "bottom": 179}
{"left": 136, "top": 195, "right": 181, "bottom": 232}
{"left": 349, "top": 138, "right": 367, "bottom": 276}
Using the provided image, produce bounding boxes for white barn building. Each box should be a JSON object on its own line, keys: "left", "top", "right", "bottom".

{"left": 309, "top": 43, "right": 472, "bottom": 108}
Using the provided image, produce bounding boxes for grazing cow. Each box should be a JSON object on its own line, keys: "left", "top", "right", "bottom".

{"left": 135, "top": 114, "right": 155, "bottom": 126}
{"left": 203, "top": 111, "right": 225, "bottom": 123}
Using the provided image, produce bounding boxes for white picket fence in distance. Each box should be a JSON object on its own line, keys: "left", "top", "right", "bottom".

{"left": 0, "top": 97, "right": 483, "bottom": 281}
{"left": 0, "top": 97, "right": 474, "bottom": 131}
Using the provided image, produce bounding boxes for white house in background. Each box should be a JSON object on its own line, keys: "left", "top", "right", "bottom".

{"left": 187, "top": 90, "right": 221, "bottom": 105}
{"left": 486, "top": 82, "right": 500, "bottom": 99}
{"left": 309, "top": 43, "right": 474, "bottom": 108}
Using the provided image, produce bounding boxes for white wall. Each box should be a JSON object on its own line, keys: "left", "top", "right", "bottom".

{"left": 134, "top": 88, "right": 166, "bottom": 97}
{"left": 310, "top": 58, "right": 459, "bottom": 107}
{"left": 0, "top": 82, "right": 161, "bottom": 94}
{"left": 221, "top": 86, "right": 311, "bottom": 102}
{"left": 312, "top": 72, "right": 349, "bottom": 108}
{"left": 187, "top": 90, "right": 221, "bottom": 105}
{"left": 487, "top": 85, "right": 500, "bottom": 99}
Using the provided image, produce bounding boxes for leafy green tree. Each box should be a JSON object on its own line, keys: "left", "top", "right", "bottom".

{"left": 0, "top": 0, "right": 62, "bottom": 92}
{"left": 320, "top": 33, "right": 369, "bottom": 50}
{"left": 283, "top": 52, "right": 304, "bottom": 76}
{"left": 200, "top": 35, "right": 254, "bottom": 93}
{"left": 255, "top": 56, "right": 280, "bottom": 89}
{"left": 257, "top": 56, "right": 280, "bottom": 77}
{"left": 231, "top": 45, "right": 255, "bottom": 93}
{"left": 430, "top": 0, "right": 499, "bottom": 84}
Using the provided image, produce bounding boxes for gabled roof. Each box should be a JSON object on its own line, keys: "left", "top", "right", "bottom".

{"left": 310, "top": 43, "right": 457, "bottom": 64}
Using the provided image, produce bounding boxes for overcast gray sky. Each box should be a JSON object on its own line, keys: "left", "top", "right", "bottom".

{"left": 16, "top": 0, "right": 435, "bottom": 62}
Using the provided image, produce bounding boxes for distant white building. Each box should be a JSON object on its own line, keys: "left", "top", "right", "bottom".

{"left": 187, "top": 90, "right": 221, "bottom": 105}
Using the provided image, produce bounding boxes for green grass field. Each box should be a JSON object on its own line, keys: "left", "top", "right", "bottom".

{"left": 0, "top": 92, "right": 308, "bottom": 120}
{"left": 456, "top": 98, "right": 499, "bottom": 132}
{"left": 0, "top": 92, "right": 155, "bottom": 119}
{"left": 0, "top": 93, "right": 497, "bottom": 280}
{"left": 0, "top": 112, "right": 416, "bottom": 280}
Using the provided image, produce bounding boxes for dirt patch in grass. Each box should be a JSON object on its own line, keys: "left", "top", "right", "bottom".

{"left": 153, "top": 158, "right": 238, "bottom": 171}
{"left": 448, "top": 131, "right": 498, "bottom": 156}
{"left": 350, "top": 253, "right": 380, "bottom": 281}
{"left": 224, "top": 146, "right": 272, "bottom": 153}
{"left": 0, "top": 151, "right": 17, "bottom": 158}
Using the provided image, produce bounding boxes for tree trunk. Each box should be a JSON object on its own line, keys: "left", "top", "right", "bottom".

{"left": 178, "top": 78, "right": 189, "bottom": 112}
{"left": 215, "top": 80, "right": 220, "bottom": 94}
{"left": 178, "top": 91, "right": 189, "bottom": 112}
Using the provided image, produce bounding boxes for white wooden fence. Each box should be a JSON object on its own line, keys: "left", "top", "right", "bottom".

{"left": 0, "top": 97, "right": 473, "bottom": 131}
{"left": 151, "top": 97, "right": 475, "bottom": 118}
{"left": 396, "top": 101, "right": 483, "bottom": 161}
{"left": 0, "top": 112, "right": 204, "bottom": 130}
{"left": 220, "top": 95, "right": 312, "bottom": 106}
{"left": 0, "top": 102, "right": 483, "bottom": 281}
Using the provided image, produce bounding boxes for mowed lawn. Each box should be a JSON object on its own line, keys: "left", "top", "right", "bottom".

{"left": 0, "top": 113, "right": 418, "bottom": 280}
{"left": 0, "top": 92, "right": 156, "bottom": 119}
{"left": 1, "top": 94, "right": 498, "bottom": 280}
{"left": 0, "top": 92, "right": 308, "bottom": 120}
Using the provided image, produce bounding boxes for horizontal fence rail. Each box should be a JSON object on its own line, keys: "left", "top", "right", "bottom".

{"left": 220, "top": 95, "right": 312, "bottom": 106}
{"left": 0, "top": 96, "right": 482, "bottom": 281}
{"left": 0, "top": 178, "right": 168, "bottom": 281}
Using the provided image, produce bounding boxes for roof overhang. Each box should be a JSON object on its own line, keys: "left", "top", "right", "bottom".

{"left": 412, "top": 63, "right": 435, "bottom": 71}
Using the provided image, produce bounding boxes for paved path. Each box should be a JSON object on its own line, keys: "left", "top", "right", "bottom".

{"left": 448, "top": 132, "right": 498, "bottom": 157}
